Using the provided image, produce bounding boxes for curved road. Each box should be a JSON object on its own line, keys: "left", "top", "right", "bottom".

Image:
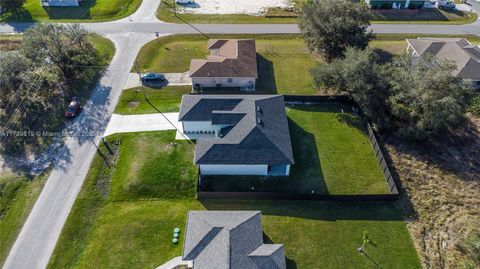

{"left": 1, "top": 1, "right": 479, "bottom": 269}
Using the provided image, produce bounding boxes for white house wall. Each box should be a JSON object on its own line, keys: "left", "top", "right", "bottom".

{"left": 200, "top": 164, "right": 268, "bottom": 175}
{"left": 192, "top": 77, "right": 255, "bottom": 88}
{"left": 182, "top": 121, "right": 215, "bottom": 132}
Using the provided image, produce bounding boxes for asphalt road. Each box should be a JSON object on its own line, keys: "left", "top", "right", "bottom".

{"left": 2, "top": 19, "right": 480, "bottom": 36}
{"left": 2, "top": 32, "right": 158, "bottom": 269}
{"left": 1, "top": 0, "right": 480, "bottom": 268}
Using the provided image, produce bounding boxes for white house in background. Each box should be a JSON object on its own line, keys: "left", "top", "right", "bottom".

{"left": 40, "top": 0, "right": 80, "bottom": 6}
{"left": 189, "top": 39, "right": 258, "bottom": 92}
{"left": 406, "top": 38, "right": 480, "bottom": 90}
{"left": 178, "top": 95, "right": 294, "bottom": 176}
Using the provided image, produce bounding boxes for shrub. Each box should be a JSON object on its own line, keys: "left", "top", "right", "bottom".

{"left": 470, "top": 94, "right": 480, "bottom": 116}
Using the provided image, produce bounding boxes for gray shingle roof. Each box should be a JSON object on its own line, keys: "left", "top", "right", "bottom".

{"left": 182, "top": 211, "right": 286, "bottom": 269}
{"left": 179, "top": 95, "right": 294, "bottom": 165}
{"left": 407, "top": 38, "right": 480, "bottom": 80}
{"left": 189, "top": 39, "right": 258, "bottom": 78}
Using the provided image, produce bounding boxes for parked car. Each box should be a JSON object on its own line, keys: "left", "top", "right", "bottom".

{"left": 141, "top": 72, "right": 165, "bottom": 83}
{"left": 65, "top": 97, "right": 81, "bottom": 118}
{"left": 435, "top": 0, "right": 456, "bottom": 9}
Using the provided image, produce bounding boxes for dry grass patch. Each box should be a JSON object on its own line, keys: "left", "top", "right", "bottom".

{"left": 387, "top": 115, "right": 480, "bottom": 268}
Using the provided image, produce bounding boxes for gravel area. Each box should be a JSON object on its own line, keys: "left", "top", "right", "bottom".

{"left": 177, "top": 0, "right": 292, "bottom": 15}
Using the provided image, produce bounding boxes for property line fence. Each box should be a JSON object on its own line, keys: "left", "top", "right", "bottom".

{"left": 197, "top": 95, "right": 399, "bottom": 201}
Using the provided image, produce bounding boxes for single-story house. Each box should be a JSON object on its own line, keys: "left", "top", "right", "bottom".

{"left": 365, "top": 0, "right": 426, "bottom": 9}
{"left": 189, "top": 39, "right": 258, "bottom": 92}
{"left": 178, "top": 95, "right": 294, "bottom": 176}
{"left": 40, "top": 0, "right": 80, "bottom": 6}
{"left": 406, "top": 38, "right": 480, "bottom": 89}
{"left": 181, "top": 211, "right": 286, "bottom": 269}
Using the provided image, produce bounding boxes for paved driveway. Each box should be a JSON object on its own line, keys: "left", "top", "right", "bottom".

{"left": 104, "top": 113, "right": 181, "bottom": 137}
{"left": 124, "top": 72, "right": 191, "bottom": 89}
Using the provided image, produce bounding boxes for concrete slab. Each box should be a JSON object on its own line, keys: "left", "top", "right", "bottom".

{"left": 104, "top": 113, "right": 181, "bottom": 137}
{"left": 124, "top": 72, "right": 192, "bottom": 89}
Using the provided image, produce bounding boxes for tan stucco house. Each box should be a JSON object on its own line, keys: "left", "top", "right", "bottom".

{"left": 189, "top": 39, "right": 258, "bottom": 92}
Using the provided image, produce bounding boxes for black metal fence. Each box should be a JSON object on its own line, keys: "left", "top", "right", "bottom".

{"left": 197, "top": 95, "right": 399, "bottom": 201}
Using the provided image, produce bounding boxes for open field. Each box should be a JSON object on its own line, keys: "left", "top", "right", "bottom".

{"left": 115, "top": 86, "right": 192, "bottom": 115}
{"left": 202, "top": 104, "right": 388, "bottom": 194}
{"left": 385, "top": 115, "right": 480, "bottom": 268}
{"left": 157, "top": 0, "right": 476, "bottom": 24}
{"left": 48, "top": 130, "right": 420, "bottom": 269}
{"left": 134, "top": 34, "right": 480, "bottom": 97}
{"left": 0, "top": 172, "right": 48, "bottom": 266}
{"left": 0, "top": 0, "right": 142, "bottom": 22}
{"left": 0, "top": 34, "right": 22, "bottom": 51}
{"left": 156, "top": 0, "right": 304, "bottom": 24}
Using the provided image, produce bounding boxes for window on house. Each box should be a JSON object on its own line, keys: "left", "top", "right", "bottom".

{"left": 227, "top": 78, "right": 233, "bottom": 83}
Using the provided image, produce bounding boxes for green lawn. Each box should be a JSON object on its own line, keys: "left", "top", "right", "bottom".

{"left": 157, "top": 0, "right": 475, "bottom": 24}
{"left": 202, "top": 104, "right": 388, "bottom": 194}
{"left": 0, "top": 172, "right": 48, "bottom": 266}
{"left": 0, "top": 0, "right": 142, "bottom": 22}
{"left": 115, "top": 86, "right": 192, "bottom": 115}
{"left": 48, "top": 130, "right": 420, "bottom": 269}
{"left": 370, "top": 9, "right": 478, "bottom": 25}
{"left": 135, "top": 34, "right": 317, "bottom": 95}
{"left": 108, "top": 131, "right": 197, "bottom": 201}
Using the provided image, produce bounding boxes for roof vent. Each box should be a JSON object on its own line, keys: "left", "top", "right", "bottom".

{"left": 256, "top": 106, "right": 262, "bottom": 113}
{"left": 257, "top": 117, "right": 263, "bottom": 126}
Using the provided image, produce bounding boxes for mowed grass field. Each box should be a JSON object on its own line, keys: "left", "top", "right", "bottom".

{"left": 133, "top": 34, "right": 480, "bottom": 98}
{"left": 48, "top": 130, "right": 421, "bottom": 269}
{"left": 202, "top": 104, "right": 388, "bottom": 194}
{"left": 114, "top": 86, "right": 191, "bottom": 114}
{"left": 134, "top": 34, "right": 318, "bottom": 95}
{"left": 0, "top": 0, "right": 142, "bottom": 22}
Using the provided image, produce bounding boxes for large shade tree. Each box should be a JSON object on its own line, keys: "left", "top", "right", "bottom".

{"left": 299, "top": 0, "right": 373, "bottom": 61}
{"left": 310, "top": 47, "right": 391, "bottom": 129}
{"left": 385, "top": 55, "right": 472, "bottom": 140}
{"left": 310, "top": 48, "right": 473, "bottom": 140}
{"left": 0, "top": 0, "right": 25, "bottom": 12}
{"left": 1, "top": 23, "right": 104, "bottom": 156}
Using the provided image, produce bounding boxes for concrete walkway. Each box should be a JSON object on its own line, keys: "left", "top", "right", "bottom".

{"left": 124, "top": 72, "right": 192, "bottom": 89}
{"left": 103, "top": 113, "right": 181, "bottom": 137}
{"left": 155, "top": 256, "right": 192, "bottom": 269}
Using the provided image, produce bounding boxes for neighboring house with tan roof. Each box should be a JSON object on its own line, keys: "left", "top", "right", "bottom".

{"left": 189, "top": 39, "right": 258, "bottom": 92}
{"left": 406, "top": 38, "right": 480, "bottom": 89}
